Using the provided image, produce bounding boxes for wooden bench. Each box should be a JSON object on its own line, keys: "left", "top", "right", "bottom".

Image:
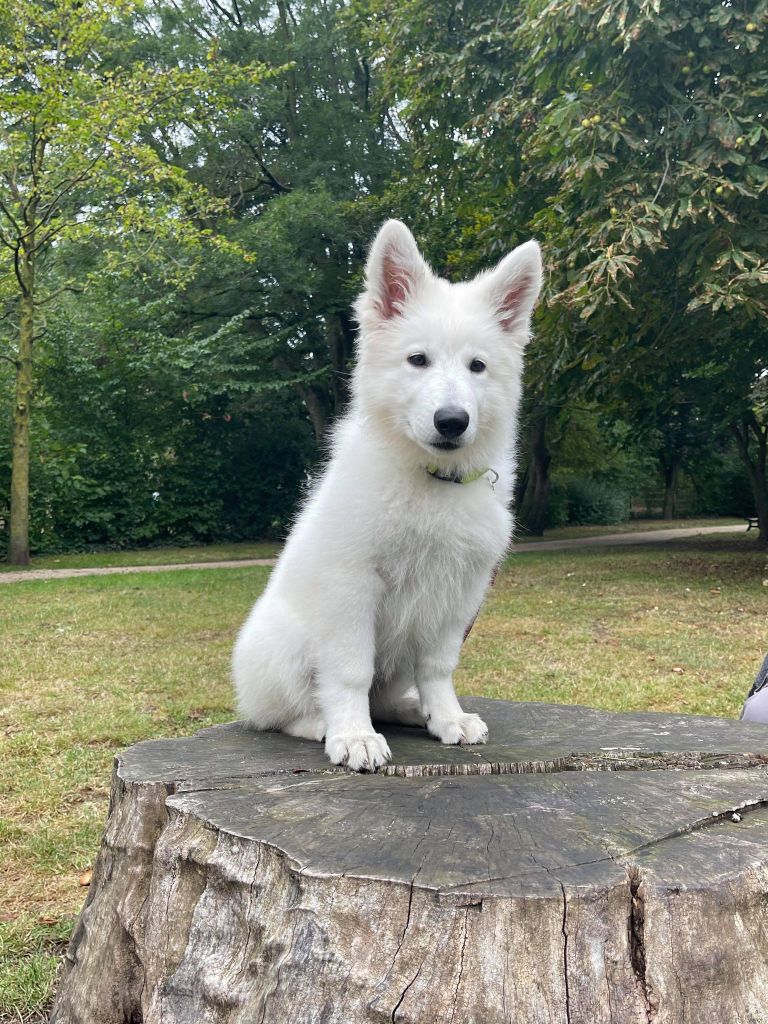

{"left": 746, "top": 516, "right": 759, "bottom": 531}
{"left": 51, "top": 699, "right": 768, "bottom": 1024}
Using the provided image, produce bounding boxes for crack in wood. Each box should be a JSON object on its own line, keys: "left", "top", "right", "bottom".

{"left": 236, "top": 847, "right": 262, "bottom": 986}
{"left": 560, "top": 883, "right": 571, "bottom": 1024}
{"left": 380, "top": 751, "right": 768, "bottom": 777}
{"left": 257, "top": 868, "right": 301, "bottom": 1024}
{"left": 390, "top": 962, "right": 422, "bottom": 1023}
{"left": 448, "top": 906, "right": 470, "bottom": 1024}
{"left": 627, "top": 866, "right": 657, "bottom": 1022}
{"left": 169, "top": 750, "right": 768, "bottom": 788}
{"left": 436, "top": 792, "right": 768, "bottom": 893}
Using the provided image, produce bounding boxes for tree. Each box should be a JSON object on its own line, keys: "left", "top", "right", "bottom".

{"left": 366, "top": 0, "right": 768, "bottom": 537}
{"left": 17, "top": 262, "right": 315, "bottom": 551}
{"left": 131, "top": 0, "right": 406, "bottom": 441}
{"left": 0, "top": 0, "right": 265, "bottom": 563}
{"left": 509, "top": 0, "right": 768, "bottom": 537}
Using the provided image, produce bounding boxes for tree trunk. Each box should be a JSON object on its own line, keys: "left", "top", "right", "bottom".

{"left": 518, "top": 412, "right": 551, "bottom": 535}
{"left": 275, "top": 0, "right": 298, "bottom": 134}
{"left": 660, "top": 454, "right": 680, "bottom": 520}
{"left": 326, "top": 310, "right": 355, "bottom": 413}
{"left": 298, "top": 381, "right": 332, "bottom": 442}
{"left": 8, "top": 264, "right": 34, "bottom": 566}
{"left": 51, "top": 699, "right": 768, "bottom": 1024}
{"left": 732, "top": 417, "right": 768, "bottom": 543}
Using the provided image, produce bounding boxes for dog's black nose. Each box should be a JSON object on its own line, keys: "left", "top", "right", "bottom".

{"left": 434, "top": 406, "right": 470, "bottom": 439}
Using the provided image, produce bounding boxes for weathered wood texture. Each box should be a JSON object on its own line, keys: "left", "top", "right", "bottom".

{"left": 50, "top": 699, "right": 768, "bottom": 1024}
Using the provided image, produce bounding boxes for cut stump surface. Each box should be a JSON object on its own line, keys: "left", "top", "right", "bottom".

{"left": 50, "top": 699, "right": 768, "bottom": 1024}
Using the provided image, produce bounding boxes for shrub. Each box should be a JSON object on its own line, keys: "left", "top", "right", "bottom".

{"left": 547, "top": 477, "right": 630, "bottom": 528}
{"left": 544, "top": 483, "right": 570, "bottom": 529}
{"left": 566, "top": 477, "right": 630, "bottom": 525}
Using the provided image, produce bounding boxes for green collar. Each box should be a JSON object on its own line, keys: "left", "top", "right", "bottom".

{"left": 426, "top": 465, "right": 498, "bottom": 486}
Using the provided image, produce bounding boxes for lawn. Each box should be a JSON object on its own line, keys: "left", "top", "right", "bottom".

{"left": 1, "top": 533, "right": 766, "bottom": 1020}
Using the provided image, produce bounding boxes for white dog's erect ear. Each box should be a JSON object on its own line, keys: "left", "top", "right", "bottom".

{"left": 364, "top": 220, "right": 431, "bottom": 321}
{"left": 482, "top": 239, "right": 543, "bottom": 334}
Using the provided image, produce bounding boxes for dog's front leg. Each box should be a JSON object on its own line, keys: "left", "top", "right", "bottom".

{"left": 314, "top": 575, "right": 391, "bottom": 772}
{"left": 415, "top": 623, "right": 489, "bottom": 747}
{"left": 318, "top": 655, "right": 392, "bottom": 771}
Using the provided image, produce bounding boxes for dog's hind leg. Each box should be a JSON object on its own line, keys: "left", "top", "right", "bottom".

{"left": 282, "top": 714, "right": 326, "bottom": 742}
{"left": 371, "top": 667, "right": 427, "bottom": 728}
{"left": 233, "top": 597, "right": 315, "bottom": 731}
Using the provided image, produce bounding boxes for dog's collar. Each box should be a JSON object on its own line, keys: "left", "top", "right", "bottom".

{"left": 426, "top": 465, "right": 499, "bottom": 487}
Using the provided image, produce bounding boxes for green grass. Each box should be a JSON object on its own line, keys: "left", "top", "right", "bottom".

{"left": 1, "top": 533, "right": 766, "bottom": 1018}
{"left": 460, "top": 534, "right": 767, "bottom": 717}
{"left": 0, "top": 919, "right": 73, "bottom": 1024}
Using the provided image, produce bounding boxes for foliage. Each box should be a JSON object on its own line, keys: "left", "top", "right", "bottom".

{"left": 551, "top": 477, "right": 631, "bottom": 527}
{"left": 0, "top": 0, "right": 273, "bottom": 561}
{"left": 509, "top": 0, "right": 768, "bottom": 320}
{"left": 130, "top": 0, "right": 406, "bottom": 437}
{"left": 23, "top": 277, "right": 315, "bottom": 551}
{"left": 510, "top": 0, "right": 768, "bottom": 535}
{"left": 0, "top": 0, "right": 263, "bottom": 280}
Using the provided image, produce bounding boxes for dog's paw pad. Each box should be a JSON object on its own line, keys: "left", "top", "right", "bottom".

{"left": 325, "top": 732, "right": 392, "bottom": 772}
{"left": 429, "top": 713, "right": 489, "bottom": 747}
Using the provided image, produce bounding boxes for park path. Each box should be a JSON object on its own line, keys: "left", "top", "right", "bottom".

{"left": 513, "top": 522, "right": 747, "bottom": 552}
{"left": 0, "top": 524, "right": 749, "bottom": 585}
{"left": 0, "top": 557, "right": 277, "bottom": 584}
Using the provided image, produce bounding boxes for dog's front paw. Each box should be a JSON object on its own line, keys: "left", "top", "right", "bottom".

{"left": 428, "top": 713, "right": 489, "bottom": 747}
{"left": 325, "top": 732, "right": 392, "bottom": 772}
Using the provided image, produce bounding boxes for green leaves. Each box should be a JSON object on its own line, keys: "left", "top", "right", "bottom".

{"left": 514, "top": 0, "right": 768, "bottom": 321}
{"left": 0, "top": 0, "right": 272, "bottom": 284}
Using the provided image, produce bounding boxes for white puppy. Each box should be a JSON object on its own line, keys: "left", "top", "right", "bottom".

{"left": 233, "top": 220, "right": 542, "bottom": 770}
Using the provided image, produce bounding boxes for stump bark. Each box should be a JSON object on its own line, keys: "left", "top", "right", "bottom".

{"left": 50, "top": 699, "right": 768, "bottom": 1024}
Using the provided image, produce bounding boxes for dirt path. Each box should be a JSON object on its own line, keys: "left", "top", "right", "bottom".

{"left": 0, "top": 524, "right": 751, "bottom": 584}
{"left": 513, "top": 522, "right": 747, "bottom": 552}
{"left": 0, "top": 557, "right": 277, "bottom": 584}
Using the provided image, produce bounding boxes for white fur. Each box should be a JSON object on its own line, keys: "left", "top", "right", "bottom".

{"left": 233, "top": 220, "right": 542, "bottom": 770}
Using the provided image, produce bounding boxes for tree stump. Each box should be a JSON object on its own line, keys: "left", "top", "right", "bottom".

{"left": 50, "top": 699, "right": 768, "bottom": 1024}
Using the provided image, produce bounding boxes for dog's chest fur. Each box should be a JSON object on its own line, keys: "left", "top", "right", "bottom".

{"left": 369, "top": 478, "right": 510, "bottom": 665}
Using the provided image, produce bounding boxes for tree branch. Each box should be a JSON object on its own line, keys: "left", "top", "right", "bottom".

{"left": 206, "top": 0, "right": 243, "bottom": 27}
{"left": 731, "top": 420, "right": 754, "bottom": 471}
{"left": 0, "top": 194, "right": 23, "bottom": 238}
{"left": 0, "top": 223, "right": 16, "bottom": 251}
{"left": 241, "top": 138, "right": 292, "bottom": 193}
{"left": 34, "top": 153, "right": 105, "bottom": 233}
{"left": 35, "top": 283, "right": 85, "bottom": 305}
{"left": 652, "top": 152, "right": 670, "bottom": 206}
{"left": 13, "top": 248, "right": 28, "bottom": 297}
{"left": 30, "top": 219, "right": 81, "bottom": 256}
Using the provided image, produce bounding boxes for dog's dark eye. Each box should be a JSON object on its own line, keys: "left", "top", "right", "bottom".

{"left": 407, "top": 353, "right": 428, "bottom": 367}
{"left": 469, "top": 358, "right": 486, "bottom": 373}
